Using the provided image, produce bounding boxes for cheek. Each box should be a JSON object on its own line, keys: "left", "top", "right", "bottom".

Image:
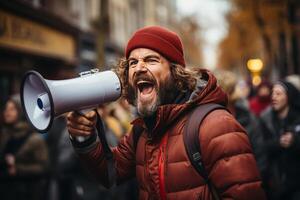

{"left": 282, "top": 97, "right": 288, "bottom": 105}
{"left": 158, "top": 73, "right": 171, "bottom": 89}
{"left": 4, "top": 110, "right": 18, "bottom": 121}
{"left": 127, "top": 70, "right": 134, "bottom": 85}
{"left": 276, "top": 96, "right": 287, "bottom": 107}
{"left": 11, "top": 110, "right": 18, "bottom": 118}
{"left": 151, "top": 68, "right": 171, "bottom": 86}
{"left": 161, "top": 67, "right": 171, "bottom": 81}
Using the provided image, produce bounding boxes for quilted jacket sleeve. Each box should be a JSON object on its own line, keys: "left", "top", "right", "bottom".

{"left": 200, "top": 109, "right": 266, "bottom": 200}
{"left": 72, "top": 130, "right": 136, "bottom": 188}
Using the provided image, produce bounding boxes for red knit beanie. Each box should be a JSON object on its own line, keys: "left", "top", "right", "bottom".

{"left": 125, "top": 26, "right": 186, "bottom": 67}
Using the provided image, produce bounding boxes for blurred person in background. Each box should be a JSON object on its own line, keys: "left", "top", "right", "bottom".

{"left": 110, "top": 99, "right": 134, "bottom": 133}
{"left": 249, "top": 81, "right": 272, "bottom": 117}
{"left": 214, "top": 70, "right": 263, "bottom": 159}
{"left": 97, "top": 105, "right": 138, "bottom": 200}
{"left": 235, "top": 79, "right": 254, "bottom": 104}
{"left": 46, "top": 114, "right": 109, "bottom": 200}
{"left": 98, "top": 105, "right": 125, "bottom": 141}
{"left": 67, "top": 26, "right": 265, "bottom": 199}
{"left": 0, "top": 97, "right": 48, "bottom": 200}
{"left": 47, "top": 108, "right": 135, "bottom": 200}
{"left": 258, "top": 80, "right": 300, "bottom": 200}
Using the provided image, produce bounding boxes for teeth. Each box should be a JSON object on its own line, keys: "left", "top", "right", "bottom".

{"left": 137, "top": 81, "right": 152, "bottom": 85}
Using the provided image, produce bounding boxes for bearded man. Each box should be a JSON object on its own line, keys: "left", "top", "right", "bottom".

{"left": 67, "top": 26, "right": 266, "bottom": 200}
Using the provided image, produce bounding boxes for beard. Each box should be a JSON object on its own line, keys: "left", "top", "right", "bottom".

{"left": 127, "top": 73, "right": 178, "bottom": 118}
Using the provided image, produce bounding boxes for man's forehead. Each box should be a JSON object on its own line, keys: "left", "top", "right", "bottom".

{"left": 128, "top": 48, "right": 161, "bottom": 59}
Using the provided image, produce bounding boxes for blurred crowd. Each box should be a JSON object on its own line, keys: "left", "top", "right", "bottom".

{"left": 0, "top": 96, "right": 137, "bottom": 200}
{"left": 214, "top": 70, "right": 300, "bottom": 200}
{"left": 1, "top": 71, "right": 300, "bottom": 200}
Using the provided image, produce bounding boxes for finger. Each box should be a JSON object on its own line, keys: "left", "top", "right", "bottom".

{"left": 85, "top": 110, "right": 97, "bottom": 119}
{"left": 84, "top": 111, "right": 97, "bottom": 125}
{"left": 74, "top": 110, "right": 96, "bottom": 120}
{"left": 67, "top": 121, "right": 94, "bottom": 132}
{"left": 75, "top": 111, "right": 97, "bottom": 125}
{"left": 67, "top": 112, "right": 94, "bottom": 126}
{"left": 68, "top": 126, "right": 93, "bottom": 137}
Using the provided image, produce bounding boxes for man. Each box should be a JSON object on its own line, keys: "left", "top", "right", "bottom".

{"left": 258, "top": 80, "right": 300, "bottom": 200}
{"left": 67, "top": 26, "right": 266, "bottom": 199}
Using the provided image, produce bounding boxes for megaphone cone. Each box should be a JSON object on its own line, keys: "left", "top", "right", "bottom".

{"left": 20, "top": 70, "right": 121, "bottom": 133}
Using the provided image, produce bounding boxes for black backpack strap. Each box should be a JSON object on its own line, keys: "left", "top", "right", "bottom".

{"left": 95, "top": 109, "right": 116, "bottom": 187}
{"left": 95, "top": 109, "right": 113, "bottom": 160}
{"left": 183, "top": 103, "right": 226, "bottom": 200}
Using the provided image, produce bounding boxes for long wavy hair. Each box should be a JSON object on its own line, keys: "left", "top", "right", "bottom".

{"left": 114, "top": 58, "right": 199, "bottom": 103}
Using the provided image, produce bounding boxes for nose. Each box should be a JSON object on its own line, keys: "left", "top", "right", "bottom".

{"left": 135, "top": 59, "right": 147, "bottom": 72}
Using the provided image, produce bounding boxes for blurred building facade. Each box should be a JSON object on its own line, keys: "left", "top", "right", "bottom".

{"left": 98, "top": 0, "right": 203, "bottom": 68}
{"left": 0, "top": 0, "right": 98, "bottom": 108}
{"left": 217, "top": 0, "right": 300, "bottom": 82}
{"left": 96, "top": 0, "right": 178, "bottom": 69}
{"left": 0, "top": 0, "right": 204, "bottom": 109}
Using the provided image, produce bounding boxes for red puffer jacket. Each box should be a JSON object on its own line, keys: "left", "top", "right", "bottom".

{"left": 75, "top": 69, "right": 266, "bottom": 200}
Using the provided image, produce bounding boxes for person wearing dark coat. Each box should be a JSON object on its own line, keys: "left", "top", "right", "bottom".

{"left": 258, "top": 80, "right": 300, "bottom": 200}
{"left": 0, "top": 98, "right": 48, "bottom": 200}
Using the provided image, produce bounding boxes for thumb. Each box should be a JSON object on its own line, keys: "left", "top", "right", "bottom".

{"left": 84, "top": 109, "right": 96, "bottom": 119}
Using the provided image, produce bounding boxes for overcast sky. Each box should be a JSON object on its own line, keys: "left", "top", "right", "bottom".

{"left": 176, "top": 0, "right": 231, "bottom": 69}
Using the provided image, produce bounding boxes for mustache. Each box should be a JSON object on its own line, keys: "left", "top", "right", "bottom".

{"left": 133, "top": 73, "right": 155, "bottom": 85}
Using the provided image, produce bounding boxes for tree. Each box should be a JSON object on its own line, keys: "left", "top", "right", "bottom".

{"left": 218, "top": 0, "right": 293, "bottom": 79}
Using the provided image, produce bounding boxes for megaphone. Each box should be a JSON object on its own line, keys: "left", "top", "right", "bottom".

{"left": 20, "top": 69, "right": 121, "bottom": 133}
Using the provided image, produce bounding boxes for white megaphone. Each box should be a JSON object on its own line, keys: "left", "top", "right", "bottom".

{"left": 20, "top": 68, "right": 121, "bottom": 133}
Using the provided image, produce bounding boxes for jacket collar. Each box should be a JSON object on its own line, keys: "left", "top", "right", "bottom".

{"left": 131, "top": 69, "right": 228, "bottom": 140}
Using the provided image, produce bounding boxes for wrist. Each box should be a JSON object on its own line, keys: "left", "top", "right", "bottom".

{"left": 70, "top": 134, "right": 91, "bottom": 142}
{"left": 70, "top": 131, "right": 97, "bottom": 148}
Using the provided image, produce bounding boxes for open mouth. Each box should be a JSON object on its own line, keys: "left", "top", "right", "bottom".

{"left": 135, "top": 79, "right": 157, "bottom": 104}
{"left": 137, "top": 81, "right": 155, "bottom": 95}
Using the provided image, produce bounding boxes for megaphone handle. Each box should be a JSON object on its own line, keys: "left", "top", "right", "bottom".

{"left": 74, "top": 109, "right": 113, "bottom": 160}
{"left": 73, "top": 109, "right": 93, "bottom": 142}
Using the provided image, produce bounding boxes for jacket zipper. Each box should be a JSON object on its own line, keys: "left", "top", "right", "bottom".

{"left": 159, "top": 133, "right": 168, "bottom": 200}
{"left": 144, "top": 140, "right": 151, "bottom": 197}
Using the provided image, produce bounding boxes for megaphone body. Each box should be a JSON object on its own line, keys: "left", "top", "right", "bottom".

{"left": 21, "top": 69, "right": 121, "bottom": 132}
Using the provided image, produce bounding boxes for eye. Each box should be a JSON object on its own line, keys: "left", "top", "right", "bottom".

{"left": 128, "top": 60, "right": 138, "bottom": 68}
{"left": 146, "top": 58, "right": 159, "bottom": 65}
